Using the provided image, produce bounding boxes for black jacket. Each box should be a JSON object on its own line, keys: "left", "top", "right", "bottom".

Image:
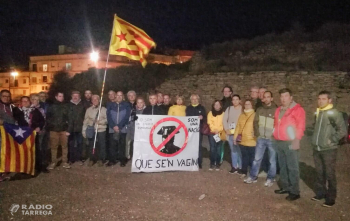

{"left": 68, "top": 100, "right": 86, "bottom": 133}
{"left": 46, "top": 100, "right": 69, "bottom": 132}
{"left": 13, "top": 107, "right": 45, "bottom": 130}
{"left": 185, "top": 104, "right": 207, "bottom": 129}
{"left": 143, "top": 105, "right": 166, "bottom": 115}
{"left": 221, "top": 97, "right": 232, "bottom": 111}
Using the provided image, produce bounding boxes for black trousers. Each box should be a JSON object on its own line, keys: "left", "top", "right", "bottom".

{"left": 313, "top": 149, "right": 337, "bottom": 201}
{"left": 109, "top": 133, "right": 127, "bottom": 164}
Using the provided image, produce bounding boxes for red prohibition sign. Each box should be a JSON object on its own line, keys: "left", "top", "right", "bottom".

{"left": 149, "top": 117, "right": 189, "bottom": 157}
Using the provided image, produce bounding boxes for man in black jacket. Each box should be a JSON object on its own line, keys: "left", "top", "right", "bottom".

{"left": 126, "top": 90, "right": 137, "bottom": 159}
{"left": 143, "top": 94, "right": 166, "bottom": 115}
{"left": 67, "top": 91, "right": 86, "bottom": 165}
{"left": 186, "top": 93, "right": 207, "bottom": 169}
{"left": 46, "top": 92, "right": 70, "bottom": 170}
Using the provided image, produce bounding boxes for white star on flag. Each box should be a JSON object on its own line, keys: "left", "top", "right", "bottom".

{"left": 14, "top": 128, "right": 26, "bottom": 138}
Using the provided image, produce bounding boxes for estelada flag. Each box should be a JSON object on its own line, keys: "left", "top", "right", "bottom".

{"left": 109, "top": 14, "right": 156, "bottom": 67}
{"left": 0, "top": 123, "right": 36, "bottom": 176}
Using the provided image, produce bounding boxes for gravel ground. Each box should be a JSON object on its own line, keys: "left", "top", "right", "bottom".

{"left": 0, "top": 138, "right": 350, "bottom": 221}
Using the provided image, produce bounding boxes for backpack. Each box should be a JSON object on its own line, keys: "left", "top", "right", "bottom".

{"left": 328, "top": 111, "right": 349, "bottom": 145}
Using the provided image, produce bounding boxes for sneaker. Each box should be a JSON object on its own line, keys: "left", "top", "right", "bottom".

{"left": 244, "top": 177, "right": 257, "bottom": 184}
{"left": 0, "top": 174, "right": 11, "bottom": 182}
{"left": 47, "top": 163, "right": 56, "bottom": 170}
{"left": 323, "top": 200, "right": 335, "bottom": 207}
{"left": 229, "top": 168, "right": 238, "bottom": 174}
{"left": 215, "top": 165, "right": 220, "bottom": 171}
{"left": 311, "top": 195, "right": 325, "bottom": 201}
{"left": 78, "top": 161, "right": 84, "bottom": 166}
{"left": 264, "top": 179, "right": 274, "bottom": 187}
{"left": 286, "top": 194, "right": 300, "bottom": 201}
{"left": 62, "top": 162, "right": 71, "bottom": 169}
{"left": 209, "top": 165, "right": 215, "bottom": 171}
{"left": 237, "top": 169, "right": 244, "bottom": 175}
{"left": 106, "top": 161, "right": 116, "bottom": 167}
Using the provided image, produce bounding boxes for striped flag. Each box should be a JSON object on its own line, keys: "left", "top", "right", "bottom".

{"left": 109, "top": 14, "right": 156, "bottom": 67}
{"left": 0, "top": 123, "right": 36, "bottom": 176}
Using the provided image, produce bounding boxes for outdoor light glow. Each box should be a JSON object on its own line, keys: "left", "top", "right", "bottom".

{"left": 11, "top": 71, "right": 18, "bottom": 77}
{"left": 90, "top": 51, "right": 99, "bottom": 62}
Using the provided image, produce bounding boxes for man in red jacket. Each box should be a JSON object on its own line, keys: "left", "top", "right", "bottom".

{"left": 273, "top": 88, "right": 305, "bottom": 201}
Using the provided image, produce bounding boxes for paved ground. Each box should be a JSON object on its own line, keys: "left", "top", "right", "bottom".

{"left": 0, "top": 137, "right": 350, "bottom": 221}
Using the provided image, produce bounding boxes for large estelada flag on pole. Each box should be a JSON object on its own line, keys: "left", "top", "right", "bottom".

{"left": 0, "top": 123, "right": 36, "bottom": 175}
{"left": 109, "top": 14, "right": 156, "bottom": 67}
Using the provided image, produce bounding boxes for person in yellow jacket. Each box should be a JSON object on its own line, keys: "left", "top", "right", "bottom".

{"left": 234, "top": 99, "right": 256, "bottom": 176}
{"left": 168, "top": 95, "right": 186, "bottom": 116}
{"left": 207, "top": 100, "right": 224, "bottom": 171}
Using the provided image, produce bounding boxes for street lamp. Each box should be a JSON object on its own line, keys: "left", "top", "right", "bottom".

{"left": 11, "top": 71, "right": 18, "bottom": 79}
{"left": 90, "top": 51, "right": 99, "bottom": 63}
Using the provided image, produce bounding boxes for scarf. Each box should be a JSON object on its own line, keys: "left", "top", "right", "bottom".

{"left": 21, "top": 106, "right": 34, "bottom": 124}
{"left": 212, "top": 108, "right": 223, "bottom": 117}
{"left": 191, "top": 104, "right": 199, "bottom": 107}
{"left": 316, "top": 104, "right": 333, "bottom": 118}
{"left": 244, "top": 109, "right": 254, "bottom": 113}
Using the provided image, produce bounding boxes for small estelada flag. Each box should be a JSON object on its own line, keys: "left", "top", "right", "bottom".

{"left": 109, "top": 14, "right": 156, "bottom": 67}
{"left": 0, "top": 123, "right": 36, "bottom": 175}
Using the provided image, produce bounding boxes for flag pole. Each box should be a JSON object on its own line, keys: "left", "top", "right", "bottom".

{"left": 92, "top": 14, "right": 116, "bottom": 155}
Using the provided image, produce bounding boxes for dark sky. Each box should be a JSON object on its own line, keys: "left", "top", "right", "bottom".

{"left": 1, "top": 0, "right": 349, "bottom": 69}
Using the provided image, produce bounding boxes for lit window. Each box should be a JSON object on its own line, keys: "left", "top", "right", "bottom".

{"left": 43, "top": 64, "right": 48, "bottom": 72}
{"left": 66, "top": 63, "right": 72, "bottom": 70}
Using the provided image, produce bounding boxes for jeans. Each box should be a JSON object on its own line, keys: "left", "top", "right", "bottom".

{"left": 313, "top": 149, "right": 337, "bottom": 201}
{"left": 228, "top": 135, "right": 242, "bottom": 169}
{"left": 275, "top": 140, "right": 300, "bottom": 195}
{"left": 198, "top": 133, "right": 203, "bottom": 166}
{"left": 249, "top": 138, "right": 276, "bottom": 179}
{"left": 208, "top": 135, "right": 222, "bottom": 166}
{"left": 68, "top": 132, "right": 83, "bottom": 162}
{"left": 88, "top": 131, "right": 107, "bottom": 162}
{"left": 109, "top": 133, "right": 127, "bottom": 164}
{"left": 240, "top": 145, "right": 256, "bottom": 174}
{"left": 50, "top": 131, "right": 68, "bottom": 164}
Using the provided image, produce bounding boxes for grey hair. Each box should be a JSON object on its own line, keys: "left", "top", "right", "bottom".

{"left": 190, "top": 93, "right": 200, "bottom": 100}
{"left": 127, "top": 90, "right": 136, "bottom": 97}
{"left": 92, "top": 94, "right": 100, "bottom": 100}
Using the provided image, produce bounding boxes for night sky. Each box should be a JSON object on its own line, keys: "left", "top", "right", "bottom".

{"left": 1, "top": 0, "right": 349, "bottom": 69}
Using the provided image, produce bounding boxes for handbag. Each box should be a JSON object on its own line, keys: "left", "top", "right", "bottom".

{"left": 86, "top": 111, "right": 99, "bottom": 139}
{"left": 236, "top": 113, "right": 253, "bottom": 143}
{"left": 200, "top": 122, "right": 211, "bottom": 135}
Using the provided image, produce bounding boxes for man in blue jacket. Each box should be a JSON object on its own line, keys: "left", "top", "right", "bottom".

{"left": 107, "top": 91, "right": 131, "bottom": 167}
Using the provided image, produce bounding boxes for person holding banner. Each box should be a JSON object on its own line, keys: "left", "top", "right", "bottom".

{"left": 82, "top": 95, "right": 107, "bottom": 167}
{"left": 223, "top": 94, "right": 243, "bottom": 174}
{"left": 127, "top": 97, "right": 146, "bottom": 158}
{"left": 233, "top": 99, "right": 256, "bottom": 177}
{"left": 168, "top": 95, "right": 186, "bottom": 116}
{"left": 207, "top": 100, "right": 224, "bottom": 171}
{"left": 186, "top": 94, "right": 207, "bottom": 169}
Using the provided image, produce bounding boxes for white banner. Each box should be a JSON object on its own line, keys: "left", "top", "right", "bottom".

{"left": 132, "top": 115, "right": 200, "bottom": 173}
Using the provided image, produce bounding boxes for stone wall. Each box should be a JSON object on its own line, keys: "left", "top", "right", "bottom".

{"left": 157, "top": 71, "right": 350, "bottom": 126}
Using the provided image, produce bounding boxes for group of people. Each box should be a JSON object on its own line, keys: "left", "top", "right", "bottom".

{"left": 205, "top": 86, "right": 346, "bottom": 208}
{"left": 0, "top": 84, "right": 346, "bottom": 208}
